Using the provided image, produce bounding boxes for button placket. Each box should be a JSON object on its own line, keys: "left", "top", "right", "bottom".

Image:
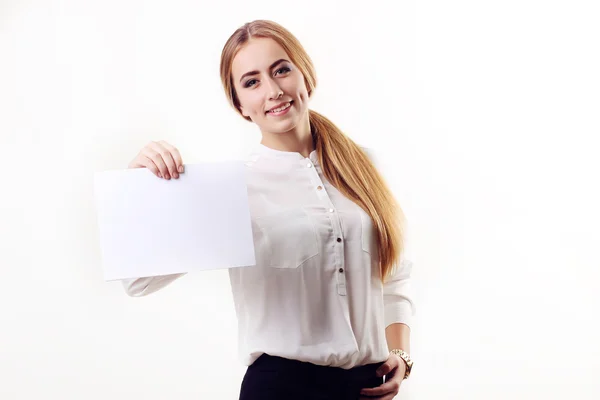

{"left": 335, "top": 235, "right": 346, "bottom": 295}
{"left": 337, "top": 273, "right": 347, "bottom": 295}
{"left": 302, "top": 158, "right": 347, "bottom": 296}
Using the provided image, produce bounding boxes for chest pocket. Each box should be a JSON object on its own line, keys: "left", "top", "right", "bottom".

{"left": 253, "top": 207, "right": 320, "bottom": 269}
{"left": 360, "top": 209, "right": 379, "bottom": 259}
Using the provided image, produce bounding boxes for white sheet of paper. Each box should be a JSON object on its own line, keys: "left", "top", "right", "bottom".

{"left": 93, "top": 161, "right": 256, "bottom": 281}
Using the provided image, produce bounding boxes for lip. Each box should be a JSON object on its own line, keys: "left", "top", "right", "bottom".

{"left": 265, "top": 101, "right": 293, "bottom": 114}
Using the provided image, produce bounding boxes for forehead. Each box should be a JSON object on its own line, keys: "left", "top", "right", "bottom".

{"left": 232, "top": 38, "right": 289, "bottom": 79}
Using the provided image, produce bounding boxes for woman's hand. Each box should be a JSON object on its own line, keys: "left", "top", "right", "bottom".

{"left": 359, "top": 353, "right": 406, "bottom": 399}
{"left": 128, "top": 140, "right": 184, "bottom": 179}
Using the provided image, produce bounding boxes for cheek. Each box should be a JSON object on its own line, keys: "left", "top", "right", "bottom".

{"left": 296, "top": 88, "right": 309, "bottom": 106}
{"left": 239, "top": 93, "right": 262, "bottom": 116}
{"left": 294, "top": 81, "right": 310, "bottom": 103}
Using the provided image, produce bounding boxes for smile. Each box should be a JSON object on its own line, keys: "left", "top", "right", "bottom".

{"left": 266, "top": 101, "right": 293, "bottom": 115}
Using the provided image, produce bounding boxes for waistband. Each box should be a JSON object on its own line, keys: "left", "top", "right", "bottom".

{"left": 250, "top": 353, "right": 384, "bottom": 380}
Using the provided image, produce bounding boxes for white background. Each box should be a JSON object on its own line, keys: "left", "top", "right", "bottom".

{"left": 1, "top": 0, "right": 599, "bottom": 399}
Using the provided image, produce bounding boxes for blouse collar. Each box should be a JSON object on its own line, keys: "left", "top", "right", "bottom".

{"left": 250, "top": 142, "right": 319, "bottom": 166}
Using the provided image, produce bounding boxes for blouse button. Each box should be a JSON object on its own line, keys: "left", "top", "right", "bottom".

{"left": 307, "top": 163, "right": 312, "bottom": 168}
{"left": 317, "top": 186, "right": 323, "bottom": 190}
{"left": 329, "top": 208, "right": 334, "bottom": 213}
{"left": 337, "top": 237, "right": 342, "bottom": 242}
{"left": 339, "top": 268, "right": 344, "bottom": 273}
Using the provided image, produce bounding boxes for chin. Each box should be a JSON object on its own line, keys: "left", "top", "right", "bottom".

{"left": 262, "top": 119, "right": 295, "bottom": 132}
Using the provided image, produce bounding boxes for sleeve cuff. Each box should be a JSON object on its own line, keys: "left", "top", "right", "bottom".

{"left": 384, "top": 300, "right": 414, "bottom": 329}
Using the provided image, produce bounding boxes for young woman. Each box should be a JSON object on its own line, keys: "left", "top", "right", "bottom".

{"left": 124, "top": 20, "right": 415, "bottom": 400}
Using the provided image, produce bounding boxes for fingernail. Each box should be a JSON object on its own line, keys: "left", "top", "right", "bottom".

{"left": 165, "top": 173, "right": 170, "bottom": 179}
{"left": 158, "top": 173, "right": 162, "bottom": 178}
{"left": 178, "top": 165, "right": 184, "bottom": 173}
{"left": 173, "top": 172, "right": 178, "bottom": 179}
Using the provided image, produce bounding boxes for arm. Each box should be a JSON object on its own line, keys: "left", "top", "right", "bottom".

{"left": 386, "top": 323, "right": 410, "bottom": 353}
{"left": 121, "top": 273, "right": 186, "bottom": 297}
{"left": 123, "top": 141, "right": 188, "bottom": 297}
{"left": 383, "top": 257, "right": 415, "bottom": 352}
{"left": 360, "top": 145, "right": 416, "bottom": 346}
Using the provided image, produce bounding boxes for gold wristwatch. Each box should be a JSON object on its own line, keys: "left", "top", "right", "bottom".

{"left": 390, "top": 349, "right": 413, "bottom": 379}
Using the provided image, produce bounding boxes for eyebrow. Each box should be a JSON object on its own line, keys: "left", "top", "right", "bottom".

{"left": 239, "top": 59, "right": 289, "bottom": 83}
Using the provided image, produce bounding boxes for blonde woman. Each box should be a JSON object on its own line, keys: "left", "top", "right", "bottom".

{"left": 124, "top": 20, "right": 415, "bottom": 400}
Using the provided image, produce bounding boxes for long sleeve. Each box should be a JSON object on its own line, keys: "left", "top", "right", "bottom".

{"left": 383, "top": 256, "right": 416, "bottom": 329}
{"left": 360, "top": 145, "right": 417, "bottom": 329}
{"left": 121, "top": 273, "right": 186, "bottom": 297}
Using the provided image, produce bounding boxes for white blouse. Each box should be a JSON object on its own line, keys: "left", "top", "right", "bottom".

{"left": 122, "top": 143, "right": 416, "bottom": 369}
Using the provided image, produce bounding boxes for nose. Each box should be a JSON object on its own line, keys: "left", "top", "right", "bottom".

{"left": 266, "top": 78, "right": 283, "bottom": 100}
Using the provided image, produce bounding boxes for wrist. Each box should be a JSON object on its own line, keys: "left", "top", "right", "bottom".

{"left": 390, "top": 348, "right": 413, "bottom": 380}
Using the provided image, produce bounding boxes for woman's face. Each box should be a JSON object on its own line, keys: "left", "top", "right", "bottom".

{"left": 231, "top": 37, "right": 310, "bottom": 135}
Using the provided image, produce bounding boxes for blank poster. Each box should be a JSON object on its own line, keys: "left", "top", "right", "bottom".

{"left": 93, "top": 161, "right": 256, "bottom": 281}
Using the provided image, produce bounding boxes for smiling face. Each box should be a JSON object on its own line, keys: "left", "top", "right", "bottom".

{"left": 231, "top": 37, "right": 310, "bottom": 137}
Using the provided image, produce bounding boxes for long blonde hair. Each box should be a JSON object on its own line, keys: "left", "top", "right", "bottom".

{"left": 219, "top": 20, "right": 406, "bottom": 284}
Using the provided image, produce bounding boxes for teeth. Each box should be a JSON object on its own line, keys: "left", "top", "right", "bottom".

{"left": 269, "top": 102, "right": 291, "bottom": 113}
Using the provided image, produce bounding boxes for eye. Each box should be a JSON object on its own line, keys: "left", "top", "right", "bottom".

{"left": 244, "top": 67, "right": 291, "bottom": 88}
{"left": 276, "top": 66, "right": 291, "bottom": 75}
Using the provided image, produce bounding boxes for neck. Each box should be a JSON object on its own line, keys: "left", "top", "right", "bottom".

{"left": 260, "top": 112, "right": 314, "bottom": 158}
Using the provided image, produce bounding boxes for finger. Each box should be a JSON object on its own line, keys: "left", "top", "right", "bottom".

{"left": 147, "top": 141, "right": 178, "bottom": 179}
{"left": 152, "top": 142, "right": 179, "bottom": 179}
{"left": 143, "top": 147, "right": 170, "bottom": 179}
{"left": 359, "top": 395, "right": 394, "bottom": 400}
{"left": 375, "top": 359, "right": 395, "bottom": 377}
{"left": 158, "top": 140, "right": 184, "bottom": 174}
{"left": 139, "top": 154, "right": 161, "bottom": 177}
{"left": 359, "top": 381, "right": 399, "bottom": 398}
{"left": 359, "top": 394, "right": 396, "bottom": 400}
{"left": 359, "top": 395, "right": 395, "bottom": 400}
